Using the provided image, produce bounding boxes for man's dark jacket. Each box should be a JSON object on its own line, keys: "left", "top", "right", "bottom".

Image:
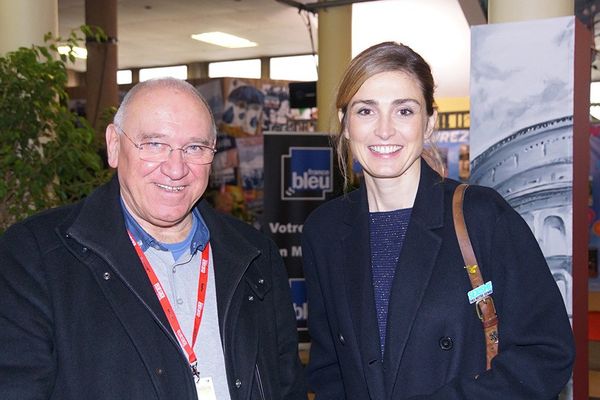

{"left": 302, "top": 160, "right": 574, "bottom": 399}
{"left": 0, "top": 176, "right": 306, "bottom": 400}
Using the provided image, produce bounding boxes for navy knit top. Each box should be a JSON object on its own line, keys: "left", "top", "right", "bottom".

{"left": 369, "top": 208, "right": 412, "bottom": 356}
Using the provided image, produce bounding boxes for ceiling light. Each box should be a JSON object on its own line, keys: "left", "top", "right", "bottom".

{"left": 191, "top": 31, "right": 257, "bottom": 48}
{"left": 57, "top": 45, "right": 88, "bottom": 59}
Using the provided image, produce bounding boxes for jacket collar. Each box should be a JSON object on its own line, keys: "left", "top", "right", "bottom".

{"left": 341, "top": 159, "right": 444, "bottom": 228}
{"left": 122, "top": 201, "right": 210, "bottom": 254}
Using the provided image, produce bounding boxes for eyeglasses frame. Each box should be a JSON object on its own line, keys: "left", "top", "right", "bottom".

{"left": 115, "top": 125, "right": 217, "bottom": 165}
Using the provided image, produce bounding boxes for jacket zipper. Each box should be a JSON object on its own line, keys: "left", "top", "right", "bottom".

{"left": 221, "top": 251, "right": 260, "bottom": 394}
{"left": 255, "top": 364, "right": 266, "bottom": 400}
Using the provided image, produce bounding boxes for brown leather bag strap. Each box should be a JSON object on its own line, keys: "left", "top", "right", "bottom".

{"left": 452, "top": 184, "right": 499, "bottom": 370}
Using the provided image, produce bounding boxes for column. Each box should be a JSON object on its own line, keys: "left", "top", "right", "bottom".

{"left": 260, "top": 57, "right": 270, "bottom": 80}
{"left": 316, "top": 4, "right": 351, "bottom": 132}
{"left": 488, "top": 0, "right": 572, "bottom": 23}
{"left": 85, "top": 0, "right": 119, "bottom": 139}
{"left": 0, "top": 0, "right": 58, "bottom": 55}
{"left": 188, "top": 62, "right": 209, "bottom": 80}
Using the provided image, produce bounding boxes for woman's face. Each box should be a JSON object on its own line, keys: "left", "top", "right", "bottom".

{"left": 344, "top": 70, "right": 436, "bottom": 185}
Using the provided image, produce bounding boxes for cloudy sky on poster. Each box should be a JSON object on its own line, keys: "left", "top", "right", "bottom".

{"left": 470, "top": 17, "right": 573, "bottom": 158}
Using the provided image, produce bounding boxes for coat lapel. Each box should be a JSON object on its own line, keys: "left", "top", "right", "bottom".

{"left": 383, "top": 160, "right": 445, "bottom": 396}
{"left": 341, "top": 186, "right": 387, "bottom": 399}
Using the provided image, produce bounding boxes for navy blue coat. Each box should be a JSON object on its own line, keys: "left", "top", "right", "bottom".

{"left": 302, "top": 159, "right": 574, "bottom": 399}
{"left": 0, "top": 176, "right": 306, "bottom": 400}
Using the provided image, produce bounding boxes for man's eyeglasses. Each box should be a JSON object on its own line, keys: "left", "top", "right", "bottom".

{"left": 117, "top": 126, "right": 217, "bottom": 165}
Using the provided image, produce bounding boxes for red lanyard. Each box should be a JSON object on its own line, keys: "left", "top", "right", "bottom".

{"left": 127, "top": 231, "right": 210, "bottom": 371}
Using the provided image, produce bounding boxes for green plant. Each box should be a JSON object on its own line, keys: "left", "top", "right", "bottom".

{"left": 0, "top": 27, "right": 111, "bottom": 232}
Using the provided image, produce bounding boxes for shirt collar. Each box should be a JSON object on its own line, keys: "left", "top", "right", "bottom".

{"left": 120, "top": 198, "right": 210, "bottom": 254}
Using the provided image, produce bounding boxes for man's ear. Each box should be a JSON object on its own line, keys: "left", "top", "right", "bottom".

{"left": 106, "top": 124, "right": 120, "bottom": 169}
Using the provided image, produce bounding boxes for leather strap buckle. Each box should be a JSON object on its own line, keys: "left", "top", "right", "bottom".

{"left": 476, "top": 296, "right": 496, "bottom": 322}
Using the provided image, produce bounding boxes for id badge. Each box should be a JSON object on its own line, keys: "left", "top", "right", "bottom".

{"left": 467, "top": 281, "right": 493, "bottom": 304}
{"left": 196, "top": 376, "right": 217, "bottom": 400}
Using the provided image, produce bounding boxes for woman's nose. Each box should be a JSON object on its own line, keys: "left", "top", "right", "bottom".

{"left": 375, "top": 115, "right": 395, "bottom": 139}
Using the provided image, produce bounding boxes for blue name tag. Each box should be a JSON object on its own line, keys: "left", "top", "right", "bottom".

{"left": 467, "top": 281, "right": 493, "bottom": 304}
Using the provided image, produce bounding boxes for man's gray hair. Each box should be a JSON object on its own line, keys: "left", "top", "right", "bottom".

{"left": 113, "top": 77, "right": 217, "bottom": 139}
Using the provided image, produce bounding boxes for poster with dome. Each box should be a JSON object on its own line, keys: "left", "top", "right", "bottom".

{"left": 470, "top": 16, "right": 590, "bottom": 399}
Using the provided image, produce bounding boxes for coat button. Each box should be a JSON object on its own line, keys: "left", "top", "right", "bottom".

{"left": 338, "top": 333, "right": 346, "bottom": 345}
{"left": 248, "top": 295, "right": 254, "bottom": 301}
{"left": 82, "top": 247, "right": 88, "bottom": 253}
{"left": 235, "top": 379, "right": 242, "bottom": 388}
{"left": 439, "top": 336, "right": 453, "bottom": 350}
{"left": 156, "top": 368, "right": 164, "bottom": 375}
{"left": 103, "top": 272, "right": 111, "bottom": 280}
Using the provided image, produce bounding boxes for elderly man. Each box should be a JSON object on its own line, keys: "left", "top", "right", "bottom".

{"left": 0, "top": 78, "right": 306, "bottom": 400}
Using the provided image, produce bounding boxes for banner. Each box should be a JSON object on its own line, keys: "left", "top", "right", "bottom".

{"left": 263, "top": 132, "right": 342, "bottom": 341}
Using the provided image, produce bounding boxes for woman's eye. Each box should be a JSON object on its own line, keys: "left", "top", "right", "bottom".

{"left": 357, "top": 108, "right": 373, "bottom": 116}
{"left": 398, "top": 108, "right": 414, "bottom": 116}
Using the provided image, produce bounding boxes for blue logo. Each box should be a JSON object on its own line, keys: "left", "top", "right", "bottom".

{"left": 281, "top": 147, "right": 333, "bottom": 200}
{"left": 289, "top": 278, "right": 307, "bottom": 330}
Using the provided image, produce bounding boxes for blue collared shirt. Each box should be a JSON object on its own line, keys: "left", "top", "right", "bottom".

{"left": 120, "top": 198, "right": 210, "bottom": 254}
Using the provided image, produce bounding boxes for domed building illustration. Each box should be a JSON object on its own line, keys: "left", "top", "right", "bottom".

{"left": 470, "top": 115, "right": 573, "bottom": 319}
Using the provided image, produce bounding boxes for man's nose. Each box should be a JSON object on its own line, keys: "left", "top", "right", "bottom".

{"left": 160, "top": 149, "right": 188, "bottom": 179}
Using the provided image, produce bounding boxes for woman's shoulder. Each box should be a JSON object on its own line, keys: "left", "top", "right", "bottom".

{"left": 304, "top": 189, "right": 360, "bottom": 229}
{"left": 464, "top": 183, "right": 510, "bottom": 206}
{"left": 450, "top": 182, "right": 517, "bottom": 223}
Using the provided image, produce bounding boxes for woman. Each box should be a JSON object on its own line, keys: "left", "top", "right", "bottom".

{"left": 301, "top": 41, "right": 574, "bottom": 399}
